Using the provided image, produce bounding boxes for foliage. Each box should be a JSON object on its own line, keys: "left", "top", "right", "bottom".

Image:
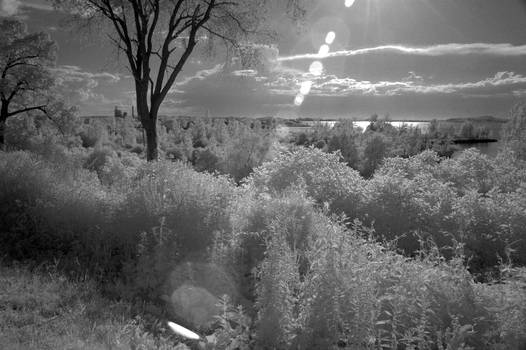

{"left": 246, "top": 146, "right": 364, "bottom": 216}
{"left": 0, "top": 264, "right": 181, "bottom": 350}
{"left": 83, "top": 147, "right": 133, "bottom": 186}
{"left": 54, "top": 0, "right": 309, "bottom": 160}
{"left": 162, "top": 117, "right": 275, "bottom": 182}
{"left": 367, "top": 149, "right": 526, "bottom": 276}
{"left": 1, "top": 139, "right": 526, "bottom": 349}
{"left": 292, "top": 118, "right": 457, "bottom": 177}
{"left": 211, "top": 295, "right": 253, "bottom": 350}
{"left": 246, "top": 146, "right": 526, "bottom": 278}
{"left": 116, "top": 160, "right": 235, "bottom": 256}
{"left": 238, "top": 199, "right": 516, "bottom": 349}
{"left": 0, "top": 18, "right": 57, "bottom": 147}
{"left": 502, "top": 103, "right": 526, "bottom": 160}
{"left": 4, "top": 97, "right": 82, "bottom": 152}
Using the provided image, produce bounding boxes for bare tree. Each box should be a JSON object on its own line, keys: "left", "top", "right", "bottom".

{"left": 0, "top": 19, "right": 57, "bottom": 148}
{"left": 54, "top": 0, "right": 307, "bottom": 160}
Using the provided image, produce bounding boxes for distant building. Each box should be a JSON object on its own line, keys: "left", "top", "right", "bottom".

{"left": 114, "top": 106, "right": 128, "bottom": 119}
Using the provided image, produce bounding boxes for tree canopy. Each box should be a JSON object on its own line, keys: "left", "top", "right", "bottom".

{"left": 0, "top": 19, "right": 57, "bottom": 147}
{"left": 54, "top": 0, "right": 309, "bottom": 160}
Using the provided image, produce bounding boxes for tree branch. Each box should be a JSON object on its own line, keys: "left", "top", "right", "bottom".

{"left": 7, "top": 105, "right": 46, "bottom": 117}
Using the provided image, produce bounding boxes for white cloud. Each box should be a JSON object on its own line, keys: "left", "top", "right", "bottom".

{"left": 21, "top": 0, "right": 54, "bottom": 11}
{"left": 278, "top": 43, "right": 526, "bottom": 62}
{"left": 0, "top": 0, "right": 20, "bottom": 16}
{"left": 173, "top": 66, "right": 526, "bottom": 115}
{"left": 53, "top": 65, "right": 120, "bottom": 90}
{"left": 0, "top": 0, "right": 55, "bottom": 16}
{"left": 389, "top": 71, "right": 526, "bottom": 96}
{"left": 52, "top": 65, "right": 123, "bottom": 106}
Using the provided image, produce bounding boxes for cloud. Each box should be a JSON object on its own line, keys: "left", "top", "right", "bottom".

{"left": 53, "top": 65, "right": 120, "bottom": 91}
{"left": 168, "top": 64, "right": 526, "bottom": 116}
{"left": 388, "top": 71, "right": 526, "bottom": 96}
{"left": 145, "top": 39, "right": 526, "bottom": 117}
{"left": 21, "top": 0, "right": 54, "bottom": 11}
{"left": 278, "top": 43, "right": 526, "bottom": 62}
{"left": 293, "top": 71, "right": 526, "bottom": 98}
{"left": 164, "top": 45, "right": 301, "bottom": 116}
{"left": 0, "top": 0, "right": 20, "bottom": 16}
{"left": 52, "top": 65, "right": 123, "bottom": 107}
{"left": 0, "top": 0, "right": 54, "bottom": 16}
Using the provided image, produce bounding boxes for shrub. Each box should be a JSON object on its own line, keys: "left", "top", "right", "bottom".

{"left": 130, "top": 144, "right": 144, "bottom": 155}
{"left": 363, "top": 171, "right": 457, "bottom": 255}
{"left": 254, "top": 229, "right": 299, "bottom": 349}
{"left": 249, "top": 210, "right": 503, "bottom": 349}
{"left": 0, "top": 151, "right": 116, "bottom": 274}
{"left": 246, "top": 147, "right": 365, "bottom": 218}
{"left": 352, "top": 150, "right": 526, "bottom": 277}
{"left": 83, "top": 147, "right": 135, "bottom": 187}
{"left": 115, "top": 160, "right": 236, "bottom": 298}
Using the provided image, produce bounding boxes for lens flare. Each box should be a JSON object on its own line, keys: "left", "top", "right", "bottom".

{"left": 309, "top": 61, "right": 323, "bottom": 76}
{"left": 300, "top": 81, "right": 313, "bottom": 95}
{"left": 294, "top": 93, "right": 305, "bottom": 106}
{"left": 293, "top": 0, "right": 351, "bottom": 106}
{"left": 318, "top": 44, "right": 330, "bottom": 58}
{"left": 325, "top": 31, "right": 336, "bottom": 45}
{"left": 167, "top": 321, "right": 200, "bottom": 340}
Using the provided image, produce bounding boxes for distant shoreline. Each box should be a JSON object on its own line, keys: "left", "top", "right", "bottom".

{"left": 80, "top": 115, "right": 508, "bottom": 123}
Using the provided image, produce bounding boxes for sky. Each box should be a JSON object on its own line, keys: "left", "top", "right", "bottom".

{"left": 2, "top": 0, "right": 526, "bottom": 119}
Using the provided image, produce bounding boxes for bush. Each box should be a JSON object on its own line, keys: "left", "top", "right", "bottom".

{"left": 2, "top": 143, "right": 526, "bottom": 349}
{"left": 347, "top": 150, "right": 526, "bottom": 277}
{"left": 248, "top": 205, "right": 505, "bottom": 349}
{"left": 83, "top": 147, "right": 133, "bottom": 186}
{"left": 246, "top": 147, "right": 365, "bottom": 218}
{"left": 114, "top": 161, "right": 236, "bottom": 298}
{"left": 0, "top": 151, "right": 116, "bottom": 274}
{"left": 364, "top": 170, "right": 457, "bottom": 255}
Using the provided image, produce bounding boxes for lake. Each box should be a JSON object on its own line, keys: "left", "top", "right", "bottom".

{"left": 304, "top": 120, "right": 430, "bottom": 132}
{"left": 286, "top": 120, "right": 503, "bottom": 157}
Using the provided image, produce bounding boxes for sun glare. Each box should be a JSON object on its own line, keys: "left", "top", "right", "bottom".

{"left": 325, "top": 31, "right": 336, "bottom": 45}
{"left": 294, "top": 94, "right": 305, "bottom": 106}
{"left": 300, "top": 81, "right": 313, "bottom": 95}
{"left": 309, "top": 61, "right": 324, "bottom": 76}
{"left": 167, "top": 321, "right": 200, "bottom": 340}
{"left": 293, "top": 0, "right": 354, "bottom": 106}
{"left": 318, "top": 44, "right": 330, "bottom": 57}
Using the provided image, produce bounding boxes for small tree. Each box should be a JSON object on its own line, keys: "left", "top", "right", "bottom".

{"left": 362, "top": 133, "right": 388, "bottom": 178}
{"left": 55, "top": 0, "right": 308, "bottom": 161}
{"left": 503, "top": 103, "right": 526, "bottom": 160}
{"left": 459, "top": 121, "right": 475, "bottom": 139}
{"left": 0, "top": 19, "right": 57, "bottom": 148}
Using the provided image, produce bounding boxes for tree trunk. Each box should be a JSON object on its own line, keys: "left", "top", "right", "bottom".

{"left": 145, "top": 119, "right": 158, "bottom": 161}
{"left": 136, "top": 82, "right": 159, "bottom": 161}
{"left": 0, "top": 101, "right": 8, "bottom": 150}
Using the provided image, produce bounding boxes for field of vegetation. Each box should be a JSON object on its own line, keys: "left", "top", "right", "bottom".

{"left": 1, "top": 103, "right": 526, "bottom": 349}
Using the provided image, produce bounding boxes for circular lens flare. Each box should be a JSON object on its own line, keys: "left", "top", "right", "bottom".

{"left": 318, "top": 44, "right": 330, "bottom": 58}
{"left": 294, "top": 93, "right": 305, "bottom": 106}
{"left": 294, "top": 1, "right": 351, "bottom": 106}
{"left": 309, "top": 61, "right": 323, "bottom": 76}
{"left": 325, "top": 31, "right": 336, "bottom": 45}
{"left": 300, "top": 81, "right": 312, "bottom": 95}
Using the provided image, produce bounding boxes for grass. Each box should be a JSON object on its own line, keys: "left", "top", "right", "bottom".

{"left": 0, "top": 263, "right": 184, "bottom": 350}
